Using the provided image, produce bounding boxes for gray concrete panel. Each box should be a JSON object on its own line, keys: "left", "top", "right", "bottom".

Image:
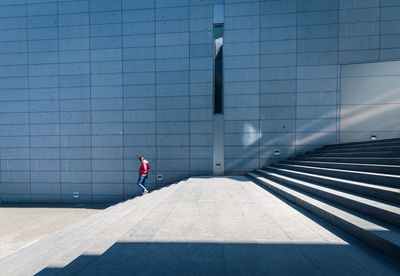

{"left": 0, "top": 0, "right": 400, "bottom": 202}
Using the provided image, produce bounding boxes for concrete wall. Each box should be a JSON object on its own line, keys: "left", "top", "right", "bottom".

{"left": 0, "top": 0, "right": 215, "bottom": 203}
{"left": 0, "top": 0, "right": 400, "bottom": 202}
{"left": 340, "top": 60, "right": 400, "bottom": 142}
{"left": 223, "top": 0, "right": 400, "bottom": 174}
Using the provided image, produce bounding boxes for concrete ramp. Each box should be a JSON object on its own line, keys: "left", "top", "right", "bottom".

{"left": 0, "top": 177, "right": 398, "bottom": 275}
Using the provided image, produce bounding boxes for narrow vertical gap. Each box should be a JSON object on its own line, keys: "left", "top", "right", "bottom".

{"left": 212, "top": 4, "right": 224, "bottom": 176}
{"left": 213, "top": 24, "right": 224, "bottom": 115}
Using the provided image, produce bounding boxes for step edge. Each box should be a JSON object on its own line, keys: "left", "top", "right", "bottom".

{"left": 256, "top": 170, "right": 400, "bottom": 218}
{"left": 246, "top": 172, "right": 400, "bottom": 262}
{"left": 283, "top": 160, "right": 400, "bottom": 168}
{"left": 263, "top": 167, "right": 400, "bottom": 194}
{"left": 275, "top": 163, "right": 400, "bottom": 179}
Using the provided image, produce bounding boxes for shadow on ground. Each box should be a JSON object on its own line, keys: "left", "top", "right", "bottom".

{"left": 30, "top": 176, "right": 400, "bottom": 275}
{"left": 37, "top": 241, "right": 400, "bottom": 276}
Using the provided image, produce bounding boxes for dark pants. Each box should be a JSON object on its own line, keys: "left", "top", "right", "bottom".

{"left": 137, "top": 175, "right": 147, "bottom": 192}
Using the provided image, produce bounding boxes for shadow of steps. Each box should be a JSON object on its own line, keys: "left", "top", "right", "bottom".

{"left": 246, "top": 172, "right": 400, "bottom": 263}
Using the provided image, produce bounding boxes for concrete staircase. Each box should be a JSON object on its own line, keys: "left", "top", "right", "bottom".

{"left": 0, "top": 180, "right": 186, "bottom": 275}
{"left": 246, "top": 138, "right": 400, "bottom": 263}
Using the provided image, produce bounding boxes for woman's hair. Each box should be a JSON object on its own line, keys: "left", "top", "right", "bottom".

{"left": 138, "top": 156, "right": 144, "bottom": 161}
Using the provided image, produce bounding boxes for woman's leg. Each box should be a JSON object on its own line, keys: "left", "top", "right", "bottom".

{"left": 137, "top": 175, "right": 147, "bottom": 192}
{"left": 142, "top": 176, "right": 148, "bottom": 192}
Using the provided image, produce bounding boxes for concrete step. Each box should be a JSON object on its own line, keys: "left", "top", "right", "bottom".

{"left": 313, "top": 145, "right": 400, "bottom": 154}
{"left": 292, "top": 156, "right": 400, "bottom": 166}
{"left": 47, "top": 182, "right": 188, "bottom": 273}
{"left": 0, "top": 182, "right": 184, "bottom": 276}
{"left": 282, "top": 160, "right": 400, "bottom": 175}
{"left": 305, "top": 151, "right": 400, "bottom": 158}
{"left": 323, "top": 138, "right": 400, "bottom": 150}
{"left": 52, "top": 180, "right": 198, "bottom": 276}
{"left": 273, "top": 163, "right": 400, "bottom": 188}
{"left": 39, "top": 180, "right": 193, "bottom": 276}
{"left": 246, "top": 172, "right": 400, "bottom": 262}
{"left": 255, "top": 169, "right": 400, "bottom": 228}
{"left": 264, "top": 166, "right": 400, "bottom": 204}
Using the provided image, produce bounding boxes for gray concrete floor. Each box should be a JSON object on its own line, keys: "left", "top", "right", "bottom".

{"left": 0, "top": 177, "right": 400, "bottom": 276}
{"left": 38, "top": 176, "right": 399, "bottom": 275}
{"left": 0, "top": 204, "right": 103, "bottom": 259}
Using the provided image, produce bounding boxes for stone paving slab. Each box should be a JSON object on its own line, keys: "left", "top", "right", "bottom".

{"left": 39, "top": 176, "right": 400, "bottom": 275}
{"left": 0, "top": 205, "right": 101, "bottom": 259}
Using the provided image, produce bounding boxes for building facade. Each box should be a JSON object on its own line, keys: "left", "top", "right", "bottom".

{"left": 1, "top": 0, "right": 400, "bottom": 203}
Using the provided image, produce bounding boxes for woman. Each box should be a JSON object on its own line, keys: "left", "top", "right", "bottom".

{"left": 137, "top": 156, "right": 150, "bottom": 195}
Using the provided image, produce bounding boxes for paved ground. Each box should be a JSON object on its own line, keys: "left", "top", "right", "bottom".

{"left": 0, "top": 204, "right": 103, "bottom": 259}
{"left": 39, "top": 176, "right": 399, "bottom": 275}
{"left": 1, "top": 177, "right": 399, "bottom": 275}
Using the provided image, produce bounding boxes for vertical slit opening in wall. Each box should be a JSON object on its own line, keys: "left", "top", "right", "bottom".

{"left": 213, "top": 24, "right": 224, "bottom": 114}
{"left": 213, "top": 5, "right": 224, "bottom": 115}
{"left": 212, "top": 4, "right": 225, "bottom": 176}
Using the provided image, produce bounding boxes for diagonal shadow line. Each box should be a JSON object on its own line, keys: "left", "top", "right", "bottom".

{"left": 37, "top": 241, "right": 400, "bottom": 276}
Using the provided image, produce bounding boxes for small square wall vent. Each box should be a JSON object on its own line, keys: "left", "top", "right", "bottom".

{"left": 370, "top": 135, "right": 377, "bottom": 140}
{"left": 157, "top": 175, "right": 163, "bottom": 181}
{"left": 73, "top": 192, "right": 79, "bottom": 198}
{"left": 274, "top": 149, "right": 281, "bottom": 156}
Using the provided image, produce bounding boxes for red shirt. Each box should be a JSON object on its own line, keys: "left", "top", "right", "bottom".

{"left": 139, "top": 161, "right": 150, "bottom": 175}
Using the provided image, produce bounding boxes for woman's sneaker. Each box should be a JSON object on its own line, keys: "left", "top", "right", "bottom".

{"left": 142, "top": 190, "right": 149, "bottom": 195}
